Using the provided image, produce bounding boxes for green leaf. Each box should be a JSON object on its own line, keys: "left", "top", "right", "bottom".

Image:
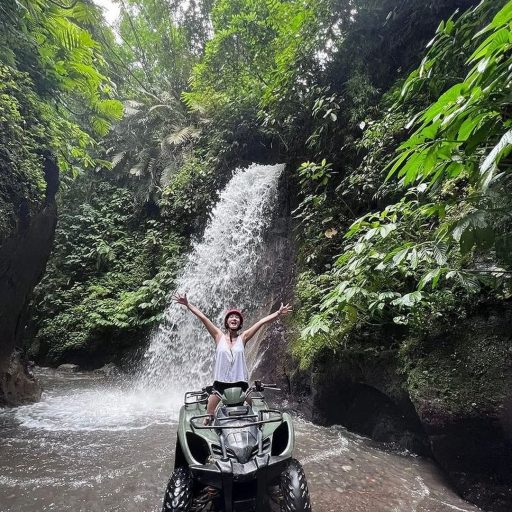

{"left": 392, "top": 248, "right": 409, "bottom": 266}
{"left": 432, "top": 243, "right": 448, "bottom": 265}
{"left": 418, "top": 268, "right": 442, "bottom": 290}
{"left": 480, "top": 129, "right": 512, "bottom": 190}
{"left": 391, "top": 291, "right": 423, "bottom": 307}
{"left": 379, "top": 223, "right": 397, "bottom": 238}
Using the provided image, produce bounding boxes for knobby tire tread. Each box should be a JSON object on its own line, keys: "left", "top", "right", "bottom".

{"left": 280, "top": 459, "right": 312, "bottom": 512}
{"left": 162, "top": 467, "right": 193, "bottom": 512}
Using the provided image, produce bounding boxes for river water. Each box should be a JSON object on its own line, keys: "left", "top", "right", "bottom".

{"left": 0, "top": 369, "right": 480, "bottom": 512}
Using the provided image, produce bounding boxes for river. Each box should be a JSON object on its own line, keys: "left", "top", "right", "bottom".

{"left": 0, "top": 368, "right": 480, "bottom": 512}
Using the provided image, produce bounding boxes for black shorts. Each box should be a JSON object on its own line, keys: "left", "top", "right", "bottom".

{"left": 213, "top": 380, "right": 249, "bottom": 394}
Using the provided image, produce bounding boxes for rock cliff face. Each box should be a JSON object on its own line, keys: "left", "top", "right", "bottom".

{"left": 245, "top": 171, "right": 296, "bottom": 386}
{"left": 0, "top": 154, "right": 58, "bottom": 405}
{"left": 288, "top": 303, "right": 512, "bottom": 512}
{"left": 404, "top": 303, "right": 512, "bottom": 512}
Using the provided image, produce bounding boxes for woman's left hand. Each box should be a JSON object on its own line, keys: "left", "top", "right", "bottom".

{"left": 278, "top": 302, "right": 293, "bottom": 316}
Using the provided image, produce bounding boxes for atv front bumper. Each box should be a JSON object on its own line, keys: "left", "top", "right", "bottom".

{"left": 190, "top": 454, "right": 288, "bottom": 512}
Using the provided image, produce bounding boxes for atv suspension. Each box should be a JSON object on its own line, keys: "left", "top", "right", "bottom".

{"left": 191, "top": 486, "right": 220, "bottom": 512}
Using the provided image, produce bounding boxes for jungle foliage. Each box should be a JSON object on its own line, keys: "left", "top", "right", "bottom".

{"left": 0, "top": 0, "right": 123, "bottom": 241}
{"left": 23, "top": 0, "right": 271, "bottom": 363}
{"left": 294, "top": 1, "right": 512, "bottom": 365}
{"left": 3, "top": 0, "right": 511, "bottom": 366}
{"left": 31, "top": 180, "right": 184, "bottom": 363}
{"left": 0, "top": 0, "right": 123, "bottom": 168}
{"left": 21, "top": 0, "right": 218, "bottom": 363}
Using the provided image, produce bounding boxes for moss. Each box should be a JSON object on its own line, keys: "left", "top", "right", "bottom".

{"left": 400, "top": 307, "right": 512, "bottom": 416}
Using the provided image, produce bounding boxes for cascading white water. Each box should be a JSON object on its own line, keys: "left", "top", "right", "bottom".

{"left": 137, "top": 163, "right": 284, "bottom": 391}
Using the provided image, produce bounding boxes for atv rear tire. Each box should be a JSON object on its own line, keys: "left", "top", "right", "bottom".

{"left": 162, "top": 467, "right": 193, "bottom": 512}
{"left": 279, "top": 459, "right": 312, "bottom": 512}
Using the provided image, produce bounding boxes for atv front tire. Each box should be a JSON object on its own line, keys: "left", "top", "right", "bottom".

{"left": 279, "top": 459, "right": 312, "bottom": 512}
{"left": 162, "top": 467, "right": 193, "bottom": 512}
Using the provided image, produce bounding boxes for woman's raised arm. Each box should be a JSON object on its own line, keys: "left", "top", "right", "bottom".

{"left": 241, "top": 302, "right": 292, "bottom": 345}
{"left": 173, "top": 293, "right": 223, "bottom": 342}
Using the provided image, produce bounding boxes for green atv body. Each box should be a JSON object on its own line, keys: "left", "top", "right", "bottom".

{"left": 162, "top": 382, "right": 311, "bottom": 512}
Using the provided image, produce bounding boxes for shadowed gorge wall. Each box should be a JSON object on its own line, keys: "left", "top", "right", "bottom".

{"left": 0, "top": 154, "right": 58, "bottom": 405}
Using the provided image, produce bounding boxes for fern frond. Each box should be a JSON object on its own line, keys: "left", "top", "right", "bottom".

{"left": 165, "top": 125, "right": 201, "bottom": 146}
{"left": 91, "top": 116, "right": 111, "bottom": 136}
{"left": 111, "top": 151, "right": 127, "bottom": 170}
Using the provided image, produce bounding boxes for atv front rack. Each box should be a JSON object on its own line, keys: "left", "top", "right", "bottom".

{"left": 190, "top": 409, "right": 283, "bottom": 430}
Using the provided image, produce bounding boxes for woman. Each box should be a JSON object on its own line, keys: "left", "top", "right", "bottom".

{"left": 173, "top": 293, "right": 292, "bottom": 421}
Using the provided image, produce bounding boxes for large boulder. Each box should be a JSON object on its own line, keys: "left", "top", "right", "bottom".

{"left": 0, "top": 152, "right": 58, "bottom": 405}
{"left": 0, "top": 350, "right": 41, "bottom": 406}
{"left": 302, "top": 347, "right": 429, "bottom": 455}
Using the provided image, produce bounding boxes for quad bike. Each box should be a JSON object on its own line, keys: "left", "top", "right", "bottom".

{"left": 161, "top": 381, "right": 312, "bottom": 512}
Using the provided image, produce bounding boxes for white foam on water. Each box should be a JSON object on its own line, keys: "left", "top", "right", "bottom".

{"left": 11, "top": 385, "right": 181, "bottom": 432}
{"left": 432, "top": 502, "right": 477, "bottom": 512}
{"left": 300, "top": 433, "right": 349, "bottom": 465}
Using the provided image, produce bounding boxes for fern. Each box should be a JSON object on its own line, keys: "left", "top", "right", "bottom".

{"left": 165, "top": 125, "right": 201, "bottom": 146}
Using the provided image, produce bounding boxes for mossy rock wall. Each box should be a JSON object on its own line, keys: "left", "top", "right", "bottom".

{"left": 296, "top": 301, "right": 512, "bottom": 511}
{"left": 402, "top": 302, "right": 512, "bottom": 511}
{"left": 0, "top": 66, "right": 59, "bottom": 404}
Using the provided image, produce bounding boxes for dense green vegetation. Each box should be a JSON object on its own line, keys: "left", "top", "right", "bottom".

{"left": 294, "top": 1, "right": 512, "bottom": 367}
{"left": 2, "top": 0, "right": 511, "bottom": 371}
{"left": 17, "top": 0, "right": 280, "bottom": 364}
{"left": 0, "top": 0, "right": 122, "bottom": 240}
{"left": 3, "top": 4, "right": 512, "bottom": 508}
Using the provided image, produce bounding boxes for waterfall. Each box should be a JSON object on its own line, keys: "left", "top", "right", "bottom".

{"left": 137, "top": 163, "right": 284, "bottom": 392}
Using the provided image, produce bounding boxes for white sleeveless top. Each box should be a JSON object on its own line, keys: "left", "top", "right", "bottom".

{"left": 213, "top": 335, "right": 249, "bottom": 383}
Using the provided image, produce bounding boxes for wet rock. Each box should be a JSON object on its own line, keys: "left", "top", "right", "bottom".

{"left": 94, "top": 363, "right": 121, "bottom": 377}
{"left": 57, "top": 363, "right": 80, "bottom": 372}
{"left": 0, "top": 351, "right": 42, "bottom": 406}
{"left": 405, "top": 302, "right": 512, "bottom": 512}
{"left": 245, "top": 177, "right": 296, "bottom": 390}
{"left": 301, "top": 350, "right": 429, "bottom": 456}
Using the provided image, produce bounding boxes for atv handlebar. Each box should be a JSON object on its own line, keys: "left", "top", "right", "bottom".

{"left": 253, "top": 380, "right": 280, "bottom": 392}
{"left": 185, "top": 390, "right": 208, "bottom": 405}
{"left": 190, "top": 409, "right": 283, "bottom": 430}
{"left": 184, "top": 382, "right": 282, "bottom": 407}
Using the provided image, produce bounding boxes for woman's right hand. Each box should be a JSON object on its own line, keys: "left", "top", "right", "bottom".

{"left": 173, "top": 292, "right": 189, "bottom": 307}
